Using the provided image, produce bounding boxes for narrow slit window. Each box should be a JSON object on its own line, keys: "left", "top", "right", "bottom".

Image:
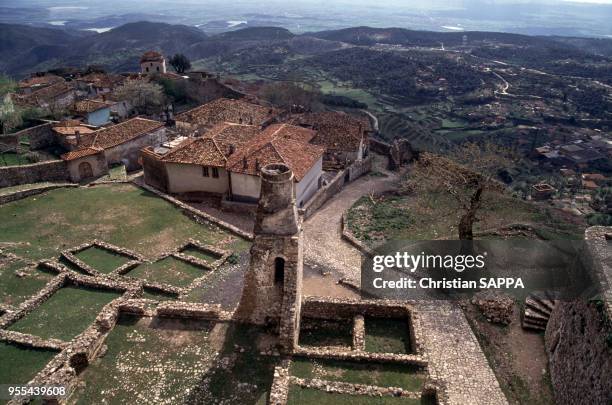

{"left": 274, "top": 257, "right": 285, "bottom": 285}
{"left": 212, "top": 167, "right": 219, "bottom": 178}
{"left": 202, "top": 167, "right": 209, "bottom": 177}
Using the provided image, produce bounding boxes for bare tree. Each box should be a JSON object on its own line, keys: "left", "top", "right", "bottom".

{"left": 405, "top": 142, "right": 514, "bottom": 240}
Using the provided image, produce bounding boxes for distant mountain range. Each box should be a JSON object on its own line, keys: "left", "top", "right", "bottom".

{"left": 1, "top": 21, "right": 611, "bottom": 78}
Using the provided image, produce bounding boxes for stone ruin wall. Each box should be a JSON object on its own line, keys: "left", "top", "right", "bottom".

{"left": 12, "top": 122, "right": 57, "bottom": 150}
{"left": 545, "top": 226, "right": 612, "bottom": 405}
{"left": 0, "top": 160, "right": 69, "bottom": 188}
{"left": 299, "top": 156, "right": 372, "bottom": 219}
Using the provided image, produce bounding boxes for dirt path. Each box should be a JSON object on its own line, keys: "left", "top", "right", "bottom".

{"left": 303, "top": 154, "right": 399, "bottom": 284}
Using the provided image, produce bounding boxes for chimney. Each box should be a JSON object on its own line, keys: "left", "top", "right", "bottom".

{"left": 229, "top": 144, "right": 236, "bottom": 155}
{"left": 255, "top": 158, "right": 260, "bottom": 171}
{"left": 243, "top": 156, "right": 248, "bottom": 169}
{"left": 75, "top": 129, "right": 81, "bottom": 146}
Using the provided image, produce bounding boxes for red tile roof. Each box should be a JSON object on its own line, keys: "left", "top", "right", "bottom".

{"left": 162, "top": 123, "right": 259, "bottom": 167}
{"left": 17, "top": 82, "right": 74, "bottom": 106}
{"left": 140, "top": 51, "right": 164, "bottom": 63}
{"left": 18, "top": 74, "right": 64, "bottom": 89}
{"left": 288, "top": 111, "right": 366, "bottom": 152}
{"left": 80, "top": 117, "right": 164, "bottom": 150}
{"left": 74, "top": 99, "right": 111, "bottom": 114}
{"left": 226, "top": 124, "right": 324, "bottom": 181}
{"left": 76, "top": 73, "right": 125, "bottom": 89}
{"left": 61, "top": 147, "right": 103, "bottom": 161}
{"left": 175, "top": 98, "right": 278, "bottom": 128}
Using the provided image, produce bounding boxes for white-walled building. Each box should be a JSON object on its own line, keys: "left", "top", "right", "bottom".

{"left": 142, "top": 122, "right": 325, "bottom": 207}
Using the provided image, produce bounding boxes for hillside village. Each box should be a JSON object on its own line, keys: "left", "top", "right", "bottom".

{"left": 0, "top": 31, "right": 611, "bottom": 405}
{"left": 1, "top": 52, "right": 374, "bottom": 211}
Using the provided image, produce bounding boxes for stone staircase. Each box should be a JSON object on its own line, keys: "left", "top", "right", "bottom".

{"left": 522, "top": 292, "right": 558, "bottom": 331}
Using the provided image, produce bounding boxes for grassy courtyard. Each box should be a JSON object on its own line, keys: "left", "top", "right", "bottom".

{"left": 75, "top": 246, "right": 130, "bottom": 274}
{"left": 290, "top": 358, "right": 426, "bottom": 391}
{"left": 364, "top": 317, "right": 411, "bottom": 354}
{"left": 181, "top": 246, "right": 219, "bottom": 263}
{"left": 72, "top": 317, "right": 275, "bottom": 405}
{"left": 8, "top": 285, "right": 121, "bottom": 341}
{"left": 0, "top": 263, "right": 56, "bottom": 306}
{"left": 72, "top": 315, "right": 217, "bottom": 404}
{"left": 0, "top": 184, "right": 240, "bottom": 262}
{"left": 299, "top": 318, "right": 353, "bottom": 348}
{"left": 127, "top": 256, "right": 208, "bottom": 288}
{"left": 0, "top": 342, "right": 58, "bottom": 387}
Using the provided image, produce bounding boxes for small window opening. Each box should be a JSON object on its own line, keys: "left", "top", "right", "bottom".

{"left": 274, "top": 257, "right": 285, "bottom": 285}
{"left": 212, "top": 167, "right": 219, "bottom": 178}
{"left": 202, "top": 167, "right": 209, "bottom": 177}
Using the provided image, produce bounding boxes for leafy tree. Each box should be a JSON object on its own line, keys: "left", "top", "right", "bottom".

{"left": 113, "top": 79, "right": 165, "bottom": 115}
{"left": 404, "top": 142, "right": 514, "bottom": 240}
{"left": 169, "top": 54, "right": 192, "bottom": 74}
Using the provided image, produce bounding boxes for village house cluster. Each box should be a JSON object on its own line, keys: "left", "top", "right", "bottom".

{"left": 1, "top": 51, "right": 372, "bottom": 208}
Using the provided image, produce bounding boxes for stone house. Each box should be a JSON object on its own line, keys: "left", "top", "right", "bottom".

{"left": 287, "top": 111, "right": 370, "bottom": 170}
{"left": 140, "top": 51, "right": 167, "bottom": 74}
{"left": 15, "top": 82, "right": 76, "bottom": 112}
{"left": 78, "top": 117, "right": 166, "bottom": 171}
{"left": 174, "top": 98, "right": 280, "bottom": 134}
{"left": 142, "top": 122, "right": 324, "bottom": 207}
{"left": 154, "top": 123, "right": 260, "bottom": 195}
{"left": 226, "top": 124, "right": 325, "bottom": 207}
{"left": 61, "top": 147, "right": 108, "bottom": 182}
{"left": 75, "top": 73, "right": 125, "bottom": 97}
{"left": 51, "top": 120, "right": 98, "bottom": 151}
{"left": 17, "top": 74, "right": 65, "bottom": 95}
{"left": 73, "top": 100, "right": 112, "bottom": 126}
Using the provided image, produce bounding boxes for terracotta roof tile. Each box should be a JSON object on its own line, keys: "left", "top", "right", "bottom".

{"left": 80, "top": 117, "right": 164, "bottom": 150}
{"left": 19, "top": 75, "right": 64, "bottom": 89}
{"left": 140, "top": 51, "right": 164, "bottom": 63}
{"left": 61, "top": 147, "right": 103, "bottom": 161}
{"left": 161, "top": 123, "right": 259, "bottom": 167}
{"left": 226, "top": 124, "right": 324, "bottom": 181}
{"left": 175, "top": 98, "right": 278, "bottom": 128}
{"left": 74, "top": 99, "right": 111, "bottom": 114}
{"left": 76, "top": 73, "right": 125, "bottom": 89}
{"left": 52, "top": 125, "right": 95, "bottom": 136}
{"left": 288, "top": 111, "right": 366, "bottom": 152}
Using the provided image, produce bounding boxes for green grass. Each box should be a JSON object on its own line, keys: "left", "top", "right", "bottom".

{"left": 287, "top": 386, "right": 423, "bottom": 405}
{"left": 0, "top": 262, "right": 55, "bottom": 306}
{"left": 58, "top": 256, "right": 89, "bottom": 274}
{"left": 290, "top": 358, "right": 426, "bottom": 390}
{"left": 127, "top": 257, "right": 207, "bottom": 288}
{"left": 0, "top": 152, "right": 29, "bottom": 167}
{"left": 75, "top": 246, "right": 130, "bottom": 274}
{"left": 195, "top": 323, "right": 276, "bottom": 405}
{"left": 0, "top": 184, "right": 239, "bottom": 262}
{"left": 299, "top": 318, "right": 353, "bottom": 348}
{"left": 181, "top": 247, "right": 218, "bottom": 263}
{"left": 8, "top": 286, "right": 121, "bottom": 341}
{"left": 0, "top": 342, "right": 58, "bottom": 386}
{"left": 73, "top": 314, "right": 217, "bottom": 404}
{"left": 142, "top": 288, "right": 178, "bottom": 301}
{"left": 365, "top": 317, "right": 411, "bottom": 354}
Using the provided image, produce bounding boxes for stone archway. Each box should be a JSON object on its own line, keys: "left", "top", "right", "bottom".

{"left": 78, "top": 161, "right": 94, "bottom": 179}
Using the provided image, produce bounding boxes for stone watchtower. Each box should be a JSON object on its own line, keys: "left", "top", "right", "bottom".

{"left": 235, "top": 163, "right": 303, "bottom": 351}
